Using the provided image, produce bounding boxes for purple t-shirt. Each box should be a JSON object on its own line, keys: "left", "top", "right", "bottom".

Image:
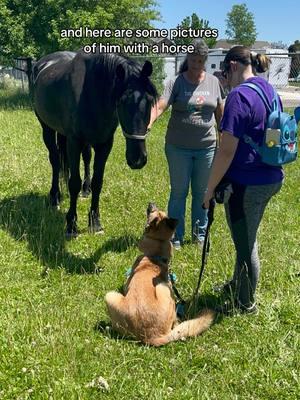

{"left": 220, "top": 76, "right": 284, "bottom": 185}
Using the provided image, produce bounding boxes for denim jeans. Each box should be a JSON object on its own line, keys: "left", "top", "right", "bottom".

{"left": 165, "top": 143, "right": 215, "bottom": 243}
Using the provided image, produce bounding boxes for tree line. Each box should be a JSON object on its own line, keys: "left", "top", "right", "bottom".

{"left": 0, "top": 1, "right": 299, "bottom": 78}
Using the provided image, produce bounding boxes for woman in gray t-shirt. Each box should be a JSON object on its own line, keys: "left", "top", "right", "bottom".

{"left": 149, "top": 39, "right": 224, "bottom": 248}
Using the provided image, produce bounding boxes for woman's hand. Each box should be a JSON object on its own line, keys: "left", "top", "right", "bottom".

{"left": 203, "top": 189, "right": 215, "bottom": 209}
{"left": 203, "top": 132, "right": 239, "bottom": 209}
{"left": 148, "top": 98, "right": 168, "bottom": 130}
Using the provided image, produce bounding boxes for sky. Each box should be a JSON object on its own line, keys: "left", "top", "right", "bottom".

{"left": 153, "top": 0, "right": 300, "bottom": 47}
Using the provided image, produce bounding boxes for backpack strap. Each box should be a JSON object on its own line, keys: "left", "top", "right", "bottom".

{"left": 240, "top": 82, "right": 276, "bottom": 112}
{"left": 295, "top": 106, "right": 300, "bottom": 124}
{"left": 240, "top": 82, "right": 279, "bottom": 152}
{"left": 242, "top": 134, "right": 262, "bottom": 154}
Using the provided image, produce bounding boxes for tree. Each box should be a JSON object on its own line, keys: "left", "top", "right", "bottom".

{"left": 225, "top": 3, "right": 257, "bottom": 47}
{"left": 288, "top": 40, "right": 300, "bottom": 78}
{"left": 270, "top": 41, "right": 288, "bottom": 50}
{"left": 174, "top": 13, "right": 217, "bottom": 49}
{"left": 0, "top": 0, "right": 28, "bottom": 65}
{"left": 0, "top": 0, "right": 160, "bottom": 65}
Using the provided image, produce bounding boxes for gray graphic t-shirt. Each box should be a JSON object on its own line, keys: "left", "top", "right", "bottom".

{"left": 162, "top": 73, "right": 223, "bottom": 149}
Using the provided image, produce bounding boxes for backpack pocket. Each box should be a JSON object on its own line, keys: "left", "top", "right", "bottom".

{"left": 261, "top": 137, "right": 297, "bottom": 166}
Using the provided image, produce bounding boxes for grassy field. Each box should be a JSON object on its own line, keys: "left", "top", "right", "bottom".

{"left": 0, "top": 88, "right": 299, "bottom": 400}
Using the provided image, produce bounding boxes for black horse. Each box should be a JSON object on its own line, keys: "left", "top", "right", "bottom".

{"left": 33, "top": 50, "right": 156, "bottom": 238}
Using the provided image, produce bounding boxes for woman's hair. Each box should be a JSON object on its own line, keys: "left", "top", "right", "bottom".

{"left": 223, "top": 45, "right": 271, "bottom": 73}
{"left": 179, "top": 59, "right": 188, "bottom": 73}
{"left": 178, "top": 39, "right": 208, "bottom": 74}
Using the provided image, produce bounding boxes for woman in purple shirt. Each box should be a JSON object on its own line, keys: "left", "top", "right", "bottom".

{"left": 203, "top": 46, "right": 283, "bottom": 314}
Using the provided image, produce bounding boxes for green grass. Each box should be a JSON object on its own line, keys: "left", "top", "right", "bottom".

{"left": 289, "top": 81, "right": 300, "bottom": 88}
{"left": 0, "top": 88, "right": 299, "bottom": 400}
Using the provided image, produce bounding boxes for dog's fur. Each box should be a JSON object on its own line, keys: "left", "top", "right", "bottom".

{"left": 105, "top": 204, "right": 215, "bottom": 346}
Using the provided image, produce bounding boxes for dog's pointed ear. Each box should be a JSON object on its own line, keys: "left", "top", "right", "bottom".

{"left": 147, "top": 202, "right": 158, "bottom": 217}
{"left": 166, "top": 217, "right": 178, "bottom": 230}
{"left": 145, "top": 215, "right": 159, "bottom": 231}
{"left": 149, "top": 216, "right": 159, "bottom": 227}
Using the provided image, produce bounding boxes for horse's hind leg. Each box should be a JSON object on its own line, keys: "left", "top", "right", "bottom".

{"left": 81, "top": 143, "right": 92, "bottom": 198}
{"left": 89, "top": 137, "right": 114, "bottom": 234}
{"left": 42, "top": 126, "right": 61, "bottom": 208}
{"left": 66, "top": 137, "right": 83, "bottom": 238}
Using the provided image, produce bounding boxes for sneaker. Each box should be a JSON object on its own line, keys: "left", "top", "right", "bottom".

{"left": 193, "top": 237, "right": 205, "bottom": 247}
{"left": 215, "top": 300, "right": 258, "bottom": 316}
{"left": 171, "top": 239, "right": 181, "bottom": 250}
{"left": 213, "top": 280, "right": 236, "bottom": 296}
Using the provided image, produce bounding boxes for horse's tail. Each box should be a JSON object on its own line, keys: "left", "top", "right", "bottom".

{"left": 57, "top": 133, "right": 69, "bottom": 186}
{"left": 146, "top": 309, "right": 215, "bottom": 347}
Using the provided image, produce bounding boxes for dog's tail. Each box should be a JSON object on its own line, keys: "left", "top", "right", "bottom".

{"left": 147, "top": 309, "right": 215, "bottom": 347}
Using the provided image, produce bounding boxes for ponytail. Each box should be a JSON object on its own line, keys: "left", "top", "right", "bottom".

{"left": 251, "top": 52, "right": 271, "bottom": 73}
{"left": 224, "top": 46, "right": 271, "bottom": 74}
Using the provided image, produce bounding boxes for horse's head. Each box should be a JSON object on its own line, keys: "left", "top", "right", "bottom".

{"left": 116, "top": 60, "right": 156, "bottom": 169}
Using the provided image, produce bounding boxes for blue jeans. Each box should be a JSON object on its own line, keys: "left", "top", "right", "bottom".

{"left": 165, "top": 143, "right": 215, "bottom": 243}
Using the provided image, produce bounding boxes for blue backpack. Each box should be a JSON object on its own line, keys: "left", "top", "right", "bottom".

{"left": 241, "top": 82, "right": 300, "bottom": 166}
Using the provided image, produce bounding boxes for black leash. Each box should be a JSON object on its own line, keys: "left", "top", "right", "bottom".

{"left": 169, "top": 199, "right": 216, "bottom": 318}
{"left": 193, "top": 198, "right": 216, "bottom": 297}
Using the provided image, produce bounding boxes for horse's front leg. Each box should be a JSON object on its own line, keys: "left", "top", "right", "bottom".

{"left": 81, "top": 143, "right": 92, "bottom": 198}
{"left": 66, "top": 137, "right": 83, "bottom": 239}
{"left": 89, "top": 138, "right": 114, "bottom": 234}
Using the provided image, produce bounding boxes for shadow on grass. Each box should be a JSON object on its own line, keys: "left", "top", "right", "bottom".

{"left": 0, "top": 193, "right": 138, "bottom": 274}
{"left": 0, "top": 89, "right": 33, "bottom": 110}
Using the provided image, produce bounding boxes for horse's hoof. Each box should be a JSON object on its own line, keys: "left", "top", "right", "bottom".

{"left": 80, "top": 190, "right": 90, "bottom": 198}
{"left": 65, "top": 222, "right": 79, "bottom": 240}
{"left": 49, "top": 193, "right": 61, "bottom": 208}
{"left": 88, "top": 211, "right": 104, "bottom": 235}
{"left": 81, "top": 181, "right": 91, "bottom": 198}
{"left": 88, "top": 223, "right": 104, "bottom": 235}
{"left": 65, "top": 230, "right": 79, "bottom": 240}
{"left": 94, "top": 226, "right": 105, "bottom": 235}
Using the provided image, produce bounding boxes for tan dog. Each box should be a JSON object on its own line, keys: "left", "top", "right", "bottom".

{"left": 105, "top": 203, "right": 215, "bottom": 346}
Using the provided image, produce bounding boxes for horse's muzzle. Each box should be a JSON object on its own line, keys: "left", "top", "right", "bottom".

{"left": 126, "top": 138, "right": 147, "bottom": 169}
{"left": 127, "top": 153, "right": 147, "bottom": 169}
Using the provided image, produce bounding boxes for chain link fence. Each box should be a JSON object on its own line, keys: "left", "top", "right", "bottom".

{"left": 1, "top": 51, "right": 300, "bottom": 107}
{"left": 0, "top": 58, "right": 30, "bottom": 91}
{"left": 171, "top": 51, "right": 300, "bottom": 107}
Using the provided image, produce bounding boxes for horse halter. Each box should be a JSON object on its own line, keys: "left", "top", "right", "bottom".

{"left": 116, "top": 104, "right": 151, "bottom": 141}
{"left": 121, "top": 129, "right": 150, "bottom": 141}
{"left": 116, "top": 86, "right": 153, "bottom": 141}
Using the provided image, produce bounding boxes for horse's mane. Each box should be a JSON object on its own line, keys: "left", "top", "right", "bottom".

{"left": 81, "top": 51, "right": 158, "bottom": 103}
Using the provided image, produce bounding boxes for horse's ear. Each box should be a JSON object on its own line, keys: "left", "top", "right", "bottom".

{"left": 141, "top": 61, "right": 152, "bottom": 78}
{"left": 116, "top": 64, "right": 125, "bottom": 81}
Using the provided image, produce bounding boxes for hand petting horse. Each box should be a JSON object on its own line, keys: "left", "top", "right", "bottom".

{"left": 33, "top": 50, "right": 157, "bottom": 238}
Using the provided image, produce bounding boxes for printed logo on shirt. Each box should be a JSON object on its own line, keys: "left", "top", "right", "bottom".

{"left": 187, "top": 95, "right": 206, "bottom": 112}
{"left": 184, "top": 90, "right": 210, "bottom": 97}
{"left": 182, "top": 115, "right": 211, "bottom": 126}
{"left": 196, "top": 95, "right": 205, "bottom": 105}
